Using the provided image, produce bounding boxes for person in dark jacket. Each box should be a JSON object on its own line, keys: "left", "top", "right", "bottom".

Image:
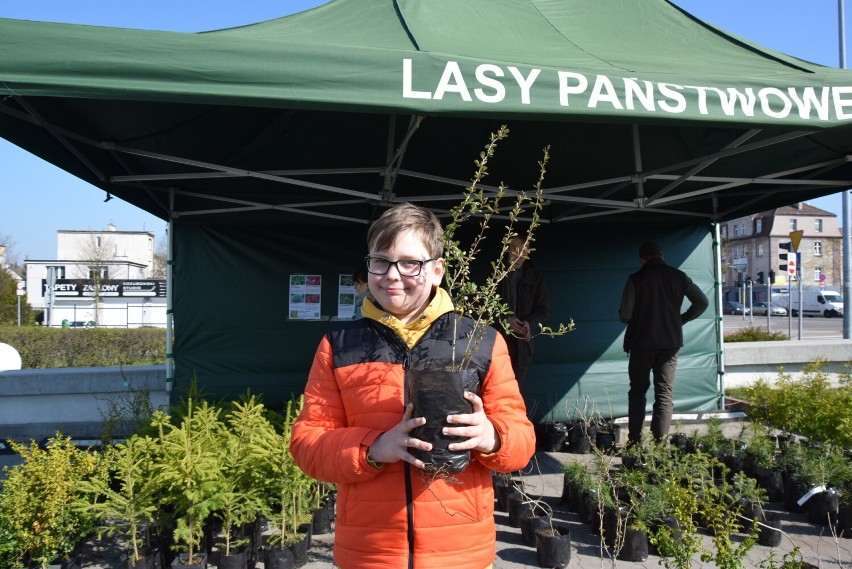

{"left": 497, "top": 233, "right": 549, "bottom": 388}
{"left": 619, "top": 241, "right": 709, "bottom": 445}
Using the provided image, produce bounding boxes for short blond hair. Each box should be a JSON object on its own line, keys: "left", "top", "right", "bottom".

{"left": 367, "top": 203, "right": 444, "bottom": 258}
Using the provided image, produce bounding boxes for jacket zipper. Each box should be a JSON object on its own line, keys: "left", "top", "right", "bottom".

{"left": 402, "top": 348, "right": 415, "bottom": 569}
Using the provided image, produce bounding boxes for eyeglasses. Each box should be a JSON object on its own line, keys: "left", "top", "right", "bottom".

{"left": 364, "top": 256, "right": 437, "bottom": 277}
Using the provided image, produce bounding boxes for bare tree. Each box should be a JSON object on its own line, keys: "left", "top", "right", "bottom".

{"left": 76, "top": 234, "right": 117, "bottom": 325}
{"left": 0, "top": 233, "right": 21, "bottom": 269}
{"left": 151, "top": 233, "right": 168, "bottom": 279}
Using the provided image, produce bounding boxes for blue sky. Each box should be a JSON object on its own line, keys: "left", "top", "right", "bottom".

{"left": 1, "top": 0, "right": 850, "bottom": 261}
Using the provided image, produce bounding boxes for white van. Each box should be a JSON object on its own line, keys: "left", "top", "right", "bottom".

{"left": 780, "top": 289, "right": 844, "bottom": 318}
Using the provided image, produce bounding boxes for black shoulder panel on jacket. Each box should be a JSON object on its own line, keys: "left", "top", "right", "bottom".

{"left": 327, "top": 314, "right": 496, "bottom": 378}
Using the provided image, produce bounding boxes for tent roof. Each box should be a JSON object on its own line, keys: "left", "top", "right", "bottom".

{"left": 2, "top": 0, "right": 852, "bottom": 225}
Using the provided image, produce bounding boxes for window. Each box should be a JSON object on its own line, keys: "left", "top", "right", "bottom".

{"left": 814, "top": 267, "right": 822, "bottom": 282}
{"left": 721, "top": 225, "right": 728, "bottom": 239}
{"left": 790, "top": 218, "right": 798, "bottom": 231}
{"left": 88, "top": 266, "right": 109, "bottom": 280}
{"left": 756, "top": 243, "right": 764, "bottom": 256}
{"left": 755, "top": 219, "right": 763, "bottom": 233}
{"left": 47, "top": 266, "right": 66, "bottom": 279}
{"left": 95, "top": 236, "right": 102, "bottom": 248}
{"left": 814, "top": 241, "right": 822, "bottom": 256}
{"left": 733, "top": 224, "right": 740, "bottom": 237}
{"left": 815, "top": 219, "right": 823, "bottom": 232}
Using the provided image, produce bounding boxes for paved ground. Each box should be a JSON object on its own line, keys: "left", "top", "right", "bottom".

{"left": 39, "top": 416, "right": 852, "bottom": 567}
{"left": 298, "top": 449, "right": 851, "bottom": 569}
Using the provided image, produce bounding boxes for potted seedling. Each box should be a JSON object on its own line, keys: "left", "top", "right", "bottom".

{"left": 0, "top": 435, "right": 107, "bottom": 569}
{"left": 76, "top": 435, "right": 162, "bottom": 569}
{"left": 152, "top": 400, "right": 227, "bottom": 568}
{"left": 213, "top": 395, "right": 276, "bottom": 569}
{"left": 410, "top": 126, "right": 573, "bottom": 477}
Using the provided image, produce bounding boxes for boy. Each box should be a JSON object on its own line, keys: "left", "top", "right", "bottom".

{"left": 290, "top": 203, "right": 535, "bottom": 569}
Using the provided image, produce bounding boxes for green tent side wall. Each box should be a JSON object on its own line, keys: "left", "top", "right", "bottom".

{"left": 173, "top": 217, "right": 719, "bottom": 421}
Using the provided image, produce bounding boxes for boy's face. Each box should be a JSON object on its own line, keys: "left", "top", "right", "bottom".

{"left": 368, "top": 229, "right": 444, "bottom": 324}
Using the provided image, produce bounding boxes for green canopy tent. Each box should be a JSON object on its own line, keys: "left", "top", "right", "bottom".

{"left": 2, "top": 0, "right": 852, "bottom": 420}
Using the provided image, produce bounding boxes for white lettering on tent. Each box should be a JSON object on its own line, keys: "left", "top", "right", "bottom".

{"left": 787, "top": 87, "right": 831, "bottom": 120}
{"left": 558, "top": 71, "right": 588, "bottom": 106}
{"left": 832, "top": 86, "right": 852, "bottom": 119}
{"left": 715, "top": 87, "right": 757, "bottom": 117}
{"left": 624, "top": 78, "right": 655, "bottom": 111}
{"left": 759, "top": 88, "right": 793, "bottom": 119}
{"left": 589, "top": 75, "right": 623, "bottom": 109}
{"left": 474, "top": 65, "right": 505, "bottom": 103}
{"left": 658, "top": 83, "right": 686, "bottom": 113}
{"left": 685, "top": 86, "right": 712, "bottom": 115}
{"left": 508, "top": 66, "right": 541, "bottom": 105}
{"left": 434, "top": 62, "right": 473, "bottom": 101}
{"left": 402, "top": 59, "right": 432, "bottom": 100}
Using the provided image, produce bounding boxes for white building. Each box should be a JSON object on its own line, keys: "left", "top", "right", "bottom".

{"left": 25, "top": 226, "right": 167, "bottom": 328}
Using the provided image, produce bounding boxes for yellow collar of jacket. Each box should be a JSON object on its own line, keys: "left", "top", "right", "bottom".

{"left": 362, "top": 287, "right": 455, "bottom": 349}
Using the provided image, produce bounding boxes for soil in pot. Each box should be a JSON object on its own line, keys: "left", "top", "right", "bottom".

{"left": 409, "top": 366, "right": 478, "bottom": 475}
{"left": 520, "top": 511, "right": 553, "bottom": 547}
{"left": 535, "top": 525, "right": 571, "bottom": 569}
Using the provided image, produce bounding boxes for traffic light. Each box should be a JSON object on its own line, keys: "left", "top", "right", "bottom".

{"left": 757, "top": 271, "right": 764, "bottom": 284}
{"left": 778, "top": 242, "right": 792, "bottom": 272}
{"left": 769, "top": 270, "right": 776, "bottom": 284}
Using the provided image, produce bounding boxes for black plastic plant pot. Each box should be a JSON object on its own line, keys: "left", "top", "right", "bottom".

{"left": 264, "top": 546, "right": 296, "bottom": 569}
{"left": 617, "top": 528, "right": 649, "bottom": 562}
{"left": 535, "top": 525, "right": 571, "bottom": 569}
{"left": 409, "top": 366, "right": 478, "bottom": 474}
{"left": 521, "top": 512, "right": 553, "bottom": 547}
{"left": 757, "top": 513, "right": 783, "bottom": 547}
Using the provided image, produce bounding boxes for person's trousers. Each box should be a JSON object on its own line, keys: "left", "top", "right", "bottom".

{"left": 627, "top": 348, "right": 679, "bottom": 443}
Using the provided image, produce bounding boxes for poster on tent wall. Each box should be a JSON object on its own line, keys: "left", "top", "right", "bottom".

{"left": 288, "top": 275, "right": 322, "bottom": 320}
{"left": 337, "top": 274, "right": 357, "bottom": 320}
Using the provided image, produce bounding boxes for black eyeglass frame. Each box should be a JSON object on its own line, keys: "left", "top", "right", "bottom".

{"left": 364, "top": 255, "right": 439, "bottom": 277}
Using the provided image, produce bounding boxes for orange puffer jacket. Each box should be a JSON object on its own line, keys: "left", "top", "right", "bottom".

{"left": 290, "top": 310, "right": 535, "bottom": 569}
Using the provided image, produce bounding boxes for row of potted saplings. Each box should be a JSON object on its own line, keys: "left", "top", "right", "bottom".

{"left": 672, "top": 421, "right": 852, "bottom": 534}
{"left": 0, "top": 394, "right": 334, "bottom": 569}
{"left": 549, "top": 426, "right": 852, "bottom": 565}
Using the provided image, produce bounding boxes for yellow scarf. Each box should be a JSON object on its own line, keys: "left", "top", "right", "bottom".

{"left": 362, "top": 287, "right": 455, "bottom": 349}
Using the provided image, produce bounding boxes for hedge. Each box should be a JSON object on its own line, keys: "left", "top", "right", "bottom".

{"left": 0, "top": 326, "right": 166, "bottom": 369}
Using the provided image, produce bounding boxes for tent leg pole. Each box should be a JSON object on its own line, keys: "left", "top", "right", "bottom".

{"left": 165, "top": 193, "right": 175, "bottom": 396}
{"left": 713, "top": 221, "right": 726, "bottom": 410}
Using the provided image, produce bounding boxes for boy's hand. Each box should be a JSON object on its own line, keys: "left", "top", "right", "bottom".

{"left": 368, "top": 403, "right": 432, "bottom": 469}
{"left": 444, "top": 391, "right": 501, "bottom": 454}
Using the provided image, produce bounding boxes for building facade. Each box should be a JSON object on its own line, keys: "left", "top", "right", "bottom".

{"left": 24, "top": 226, "right": 166, "bottom": 328}
{"left": 721, "top": 203, "right": 842, "bottom": 290}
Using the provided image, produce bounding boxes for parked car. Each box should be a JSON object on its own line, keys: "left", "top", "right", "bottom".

{"left": 723, "top": 301, "right": 750, "bottom": 315}
{"left": 752, "top": 302, "right": 786, "bottom": 316}
{"left": 68, "top": 320, "right": 95, "bottom": 328}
